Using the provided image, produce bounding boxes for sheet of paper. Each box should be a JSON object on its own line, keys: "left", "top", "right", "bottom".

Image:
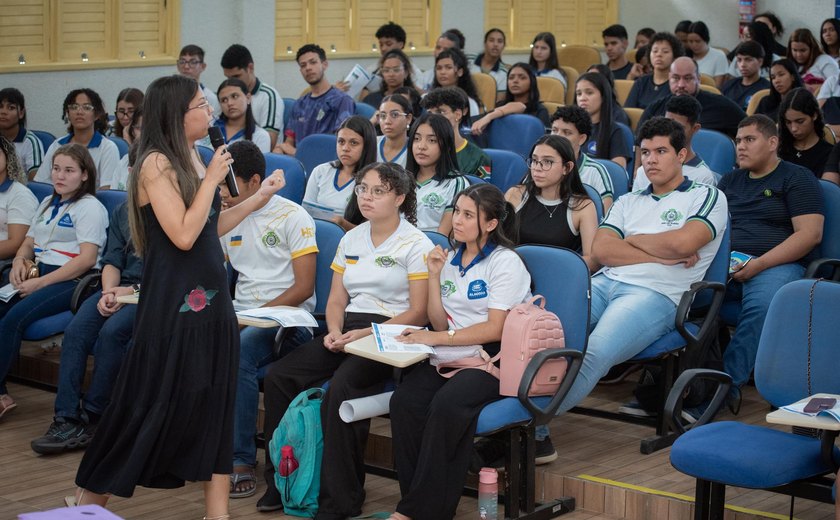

{"left": 302, "top": 201, "right": 342, "bottom": 221}
{"left": 0, "top": 283, "right": 19, "bottom": 303}
{"left": 372, "top": 323, "right": 435, "bottom": 354}
{"left": 342, "top": 63, "right": 373, "bottom": 100}
{"left": 236, "top": 306, "right": 318, "bottom": 327}
{"left": 782, "top": 397, "right": 840, "bottom": 420}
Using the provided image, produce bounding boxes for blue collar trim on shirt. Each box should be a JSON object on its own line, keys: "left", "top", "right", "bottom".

{"left": 213, "top": 120, "right": 245, "bottom": 143}
{"left": 450, "top": 241, "right": 497, "bottom": 277}
{"left": 57, "top": 131, "right": 104, "bottom": 149}
{"left": 13, "top": 126, "right": 26, "bottom": 143}
{"left": 473, "top": 53, "right": 501, "bottom": 72}
{"left": 0, "top": 178, "right": 13, "bottom": 193}
{"left": 333, "top": 168, "right": 354, "bottom": 191}
{"left": 641, "top": 178, "right": 694, "bottom": 197}
{"left": 45, "top": 194, "right": 69, "bottom": 225}
{"left": 379, "top": 138, "right": 407, "bottom": 163}
{"left": 685, "top": 155, "right": 704, "bottom": 168}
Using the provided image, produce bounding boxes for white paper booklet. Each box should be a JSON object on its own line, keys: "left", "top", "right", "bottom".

{"left": 371, "top": 323, "right": 435, "bottom": 354}
{"left": 782, "top": 396, "right": 840, "bottom": 422}
{"left": 0, "top": 283, "right": 19, "bottom": 303}
{"left": 302, "top": 201, "right": 342, "bottom": 221}
{"left": 343, "top": 64, "right": 373, "bottom": 100}
{"left": 236, "top": 306, "right": 318, "bottom": 327}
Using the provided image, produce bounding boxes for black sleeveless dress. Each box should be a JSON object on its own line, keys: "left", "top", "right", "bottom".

{"left": 76, "top": 191, "right": 239, "bottom": 497}
{"left": 517, "top": 194, "right": 582, "bottom": 250}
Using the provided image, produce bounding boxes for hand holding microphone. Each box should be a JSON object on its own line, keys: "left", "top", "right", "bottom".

{"left": 207, "top": 126, "right": 240, "bottom": 197}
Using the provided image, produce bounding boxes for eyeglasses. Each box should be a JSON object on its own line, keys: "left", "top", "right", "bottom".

{"left": 115, "top": 108, "right": 135, "bottom": 117}
{"left": 354, "top": 184, "right": 392, "bottom": 199}
{"left": 526, "top": 158, "right": 558, "bottom": 171}
{"left": 177, "top": 58, "right": 202, "bottom": 67}
{"left": 67, "top": 103, "right": 95, "bottom": 113}
{"left": 377, "top": 110, "right": 409, "bottom": 121}
{"left": 187, "top": 100, "right": 211, "bottom": 112}
{"left": 381, "top": 66, "right": 404, "bottom": 74}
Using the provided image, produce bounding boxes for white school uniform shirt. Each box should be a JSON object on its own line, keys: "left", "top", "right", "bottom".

{"left": 27, "top": 193, "right": 108, "bottom": 268}
{"left": 376, "top": 135, "right": 408, "bottom": 167}
{"left": 632, "top": 156, "right": 719, "bottom": 192}
{"left": 0, "top": 180, "right": 38, "bottom": 241}
{"left": 431, "top": 245, "right": 531, "bottom": 364}
{"left": 11, "top": 127, "right": 45, "bottom": 173}
{"left": 331, "top": 219, "right": 433, "bottom": 317}
{"left": 222, "top": 195, "right": 318, "bottom": 311}
{"left": 415, "top": 175, "right": 469, "bottom": 231}
{"left": 598, "top": 179, "right": 728, "bottom": 305}
{"left": 695, "top": 48, "right": 730, "bottom": 78}
{"left": 303, "top": 162, "right": 356, "bottom": 214}
{"left": 111, "top": 155, "right": 130, "bottom": 191}
{"left": 818, "top": 75, "right": 840, "bottom": 99}
{"left": 200, "top": 83, "right": 221, "bottom": 119}
{"left": 802, "top": 54, "right": 840, "bottom": 82}
{"left": 34, "top": 132, "right": 121, "bottom": 189}
{"left": 197, "top": 124, "right": 272, "bottom": 153}
{"left": 250, "top": 78, "right": 284, "bottom": 136}
{"left": 579, "top": 154, "right": 614, "bottom": 202}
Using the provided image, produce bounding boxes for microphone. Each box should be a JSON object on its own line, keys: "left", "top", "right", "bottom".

{"left": 207, "top": 126, "right": 239, "bottom": 197}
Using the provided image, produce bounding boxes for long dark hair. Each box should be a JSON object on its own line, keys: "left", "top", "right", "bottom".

{"left": 529, "top": 32, "right": 561, "bottom": 72}
{"left": 128, "top": 75, "right": 202, "bottom": 254}
{"left": 575, "top": 72, "right": 616, "bottom": 160}
{"left": 43, "top": 143, "right": 98, "bottom": 210}
{"left": 330, "top": 115, "right": 377, "bottom": 173}
{"left": 778, "top": 87, "right": 825, "bottom": 156}
{"left": 113, "top": 88, "right": 144, "bottom": 138}
{"left": 503, "top": 63, "right": 542, "bottom": 115}
{"left": 378, "top": 49, "right": 416, "bottom": 92}
{"left": 216, "top": 78, "right": 256, "bottom": 141}
{"left": 356, "top": 162, "right": 418, "bottom": 226}
{"left": 768, "top": 58, "right": 804, "bottom": 106}
{"left": 62, "top": 88, "right": 109, "bottom": 135}
{"left": 432, "top": 48, "right": 479, "bottom": 103}
{"left": 405, "top": 112, "right": 460, "bottom": 182}
{"left": 450, "top": 183, "right": 518, "bottom": 250}
{"left": 821, "top": 18, "right": 840, "bottom": 56}
{"left": 523, "top": 135, "right": 590, "bottom": 209}
{"left": 0, "top": 135, "right": 26, "bottom": 184}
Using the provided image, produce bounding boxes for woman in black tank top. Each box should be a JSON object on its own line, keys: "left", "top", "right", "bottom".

{"left": 505, "top": 134, "right": 599, "bottom": 271}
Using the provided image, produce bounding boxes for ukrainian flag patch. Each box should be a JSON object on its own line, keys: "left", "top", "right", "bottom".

{"left": 230, "top": 235, "right": 243, "bottom": 246}
{"left": 345, "top": 255, "right": 359, "bottom": 264}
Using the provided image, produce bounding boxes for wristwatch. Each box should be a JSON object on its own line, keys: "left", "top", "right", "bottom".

{"left": 131, "top": 284, "right": 141, "bottom": 295}
{"left": 447, "top": 329, "right": 455, "bottom": 345}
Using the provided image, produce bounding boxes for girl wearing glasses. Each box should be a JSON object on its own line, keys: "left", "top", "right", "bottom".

{"left": 303, "top": 116, "right": 377, "bottom": 225}
{"left": 406, "top": 113, "right": 468, "bottom": 235}
{"left": 389, "top": 183, "right": 531, "bottom": 520}
{"left": 111, "top": 88, "right": 144, "bottom": 140}
{"left": 506, "top": 135, "right": 599, "bottom": 270}
{"left": 0, "top": 143, "right": 107, "bottom": 419}
{"left": 198, "top": 78, "right": 270, "bottom": 153}
{"left": 34, "top": 89, "right": 121, "bottom": 190}
{"left": 257, "top": 162, "right": 432, "bottom": 515}
{"left": 363, "top": 49, "right": 418, "bottom": 108}
{"left": 376, "top": 94, "right": 414, "bottom": 167}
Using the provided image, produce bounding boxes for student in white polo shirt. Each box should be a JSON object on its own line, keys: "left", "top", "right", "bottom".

{"left": 632, "top": 95, "right": 719, "bottom": 191}
{"left": 0, "top": 88, "right": 45, "bottom": 175}
{"left": 34, "top": 89, "right": 120, "bottom": 189}
{"left": 552, "top": 117, "right": 727, "bottom": 418}
{"left": 219, "top": 140, "right": 318, "bottom": 499}
{"left": 390, "top": 183, "right": 531, "bottom": 520}
{"left": 258, "top": 162, "right": 433, "bottom": 515}
{"left": 221, "top": 44, "right": 284, "bottom": 150}
{"left": 406, "top": 112, "right": 469, "bottom": 234}
{"left": 0, "top": 144, "right": 108, "bottom": 416}
{"left": 0, "top": 136, "right": 38, "bottom": 263}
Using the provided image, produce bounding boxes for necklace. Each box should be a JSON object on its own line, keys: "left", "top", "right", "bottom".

{"left": 541, "top": 201, "right": 561, "bottom": 218}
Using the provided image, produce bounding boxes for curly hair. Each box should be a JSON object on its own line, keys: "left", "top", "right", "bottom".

{"left": 0, "top": 135, "right": 27, "bottom": 184}
{"left": 355, "top": 162, "right": 418, "bottom": 225}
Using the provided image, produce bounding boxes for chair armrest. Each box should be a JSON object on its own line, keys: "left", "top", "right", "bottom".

{"left": 804, "top": 258, "right": 840, "bottom": 280}
{"left": 664, "top": 368, "right": 731, "bottom": 434}
{"left": 517, "top": 348, "right": 584, "bottom": 425}
{"left": 70, "top": 271, "right": 102, "bottom": 314}
{"left": 675, "top": 281, "right": 726, "bottom": 346}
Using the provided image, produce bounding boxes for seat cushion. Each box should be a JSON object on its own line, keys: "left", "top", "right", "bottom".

{"left": 23, "top": 311, "right": 73, "bottom": 341}
{"left": 476, "top": 396, "right": 551, "bottom": 435}
{"left": 671, "top": 421, "right": 838, "bottom": 488}
{"left": 630, "top": 323, "right": 699, "bottom": 361}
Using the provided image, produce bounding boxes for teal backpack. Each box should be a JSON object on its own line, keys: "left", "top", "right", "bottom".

{"left": 268, "top": 387, "right": 325, "bottom": 518}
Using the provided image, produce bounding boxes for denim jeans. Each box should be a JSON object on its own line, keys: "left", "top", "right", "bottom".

{"left": 556, "top": 274, "right": 677, "bottom": 415}
{"left": 722, "top": 263, "right": 805, "bottom": 387}
{"left": 54, "top": 290, "right": 137, "bottom": 421}
{"left": 0, "top": 264, "right": 76, "bottom": 394}
{"left": 233, "top": 325, "right": 312, "bottom": 468}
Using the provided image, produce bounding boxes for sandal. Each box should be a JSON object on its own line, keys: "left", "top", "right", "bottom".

{"left": 0, "top": 394, "right": 17, "bottom": 419}
{"left": 229, "top": 466, "right": 257, "bottom": 498}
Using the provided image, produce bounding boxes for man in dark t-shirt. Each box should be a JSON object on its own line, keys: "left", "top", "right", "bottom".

{"left": 721, "top": 41, "right": 771, "bottom": 111}
{"left": 719, "top": 115, "right": 823, "bottom": 393}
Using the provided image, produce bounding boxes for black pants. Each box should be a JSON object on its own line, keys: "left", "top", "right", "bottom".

{"left": 262, "top": 312, "right": 392, "bottom": 520}
{"left": 391, "top": 362, "right": 501, "bottom": 520}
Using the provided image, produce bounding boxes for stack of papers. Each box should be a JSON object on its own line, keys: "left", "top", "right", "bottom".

{"left": 302, "top": 201, "right": 342, "bottom": 221}
{"left": 371, "top": 323, "right": 434, "bottom": 354}
{"left": 782, "top": 398, "right": 840, "bottom": 421}
{"left": 0, "top": 283, "right": 19, "bottom": 302}
{"left": 235, "top": 306, "right": 318, "bottom": 327}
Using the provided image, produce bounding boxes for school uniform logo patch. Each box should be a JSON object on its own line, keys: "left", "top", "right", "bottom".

{"left": 301, "top": 226, "right": 315, "bottom": 238}
{"left": 230, "top": 235, "right": 243, "bottom": 246}
{"left": 375, "top": 256, "right": 396, "bottom": 268}
{"left": 262, "top": 231, "right": 280, "bottom": 247}
{"left": 57, "top": 214, "right": 74, "bottom": 228}
{"left": 421, "top": 192, "right": 447, "bottom": 211}
{"left": 467, "top": 279, "right": 488, "bottom": 300}
{"left": 660, "top": 208, "right": 684, "bottom": 227}
{"left": 440, "top": 280, "right": 456, "bottom": 298}
{"left": 345, "top": 255, "right": 359, "bottom": 264}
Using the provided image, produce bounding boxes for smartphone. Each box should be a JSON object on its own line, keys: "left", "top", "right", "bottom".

{"left": 803, "top": 397, "right": 837, "bottom": 413}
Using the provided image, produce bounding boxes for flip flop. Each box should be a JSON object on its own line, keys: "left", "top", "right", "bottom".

{"left": 229, "top": 468, "right": 257, "bottom": 499}
{"left": 0, "top": 394, "right": 17, "bottom": 419}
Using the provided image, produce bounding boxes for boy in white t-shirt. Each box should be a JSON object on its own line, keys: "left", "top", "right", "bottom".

{"left": 220, "top": 140, "right": 318, "bottom": 499}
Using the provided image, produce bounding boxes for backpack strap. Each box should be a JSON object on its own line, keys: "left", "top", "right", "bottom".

{"left": 435, "top": 348, "right": 501, "bottom": 379}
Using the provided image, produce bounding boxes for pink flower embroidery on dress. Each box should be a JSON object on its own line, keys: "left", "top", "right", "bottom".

{"left": 179, "top": 285, "right": 218, "bottom": 313}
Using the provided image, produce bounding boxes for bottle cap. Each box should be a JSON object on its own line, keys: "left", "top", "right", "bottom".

{"left": 281, "top": 445, "right": 294, "bottom": 456}
{"left": 479, "top": 467, "right": 498, "bottom": 484}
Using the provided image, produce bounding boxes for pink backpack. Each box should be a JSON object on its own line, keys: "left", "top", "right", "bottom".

{"left": 437, "top": 295, "right": 567, "bottom": 397}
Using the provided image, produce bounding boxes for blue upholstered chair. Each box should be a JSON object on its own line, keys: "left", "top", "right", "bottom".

{"left": 263, "top": 153, "right": 306, "bottom": 204}
{"left": 107, "top": 136, "right": 129, "bottom": 158}
{"left": 196, "top": 145, "right": 215, "bottom": 166}
{"left": 694, "top": 129, "right": 736, "bottom": 176}
{"left": 423, "top": 230, "right": 450, "bottom": 249}
{"left": 282, "top": 97, "right": 296, "bottom": 128}
{"left": 354, "top": 102, "right": 377, "bottom": 120}
{"left": 484, "top": 148, "right": 527, "bottom": 193}
{"left": 474, "top": 245, "right": 589, "bottom": 518}
{"left": 582, "top": 184, "right": 604, "bottom": 223}
{"left": 295, "top": 134, "right": 337, "bottom": 178}
{"left": 615, "top": 122, "right": 635, "bottom": 177}
{"left": 485, "top": 115, "right": 546, "bottom": 160}
{"left": 593, "top": 158, "right": 629, "bottom": 199}
{"left": 31, "top": 130, "right": 56, "bottom": 151}
{"left": 669, "top": 279, "right": 840, "bottom": 519}
{"left": 27, "top": 181, "right": 54, "bottom": 203}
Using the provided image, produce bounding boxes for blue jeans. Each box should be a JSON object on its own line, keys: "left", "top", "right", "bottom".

{"left": 233, "top": 325, "right": 312, "bottom": 468}
{"left": 54, "top": 290, "right": 136, "bottom": 421}
{"left": 722, "top": 263, "right": 804, "bottom": 387}
{"left": 556, "top": 274, "right": 677, "bottom": 415}
{"left": 0, "top": 264, "right": 76, "bottom": 394}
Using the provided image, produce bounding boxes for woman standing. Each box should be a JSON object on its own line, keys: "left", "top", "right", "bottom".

{"left": 72, "top": 75, "right": 284, "bottom": 520}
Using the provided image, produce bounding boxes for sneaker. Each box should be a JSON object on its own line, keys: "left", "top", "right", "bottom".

{"left": 31, "top": 418, "right": 95, "bottom": 455}
{"left": 617, "top": 400, "right": 656, "bottom": 418}
{"left": 534, "top": 437, "right": 558, "bottom": 465}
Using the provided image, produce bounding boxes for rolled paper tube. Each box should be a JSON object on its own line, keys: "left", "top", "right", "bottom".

{"left": 339, "top": 391, "right": 394, "bottom": 423}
